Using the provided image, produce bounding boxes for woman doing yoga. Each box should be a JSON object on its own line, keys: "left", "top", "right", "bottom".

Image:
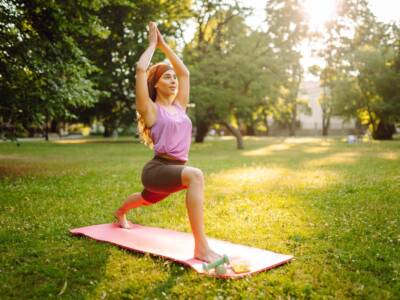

{"left": 114, "top": 22, "right": 220, "bottom": 263}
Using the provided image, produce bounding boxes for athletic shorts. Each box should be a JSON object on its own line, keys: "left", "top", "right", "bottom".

{"left": 141, "top": 155, "right": 188, "bottom": 204}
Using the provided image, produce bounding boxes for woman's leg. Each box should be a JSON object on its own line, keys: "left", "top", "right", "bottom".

{"left": 114, "top": 192, "right": 149, "bottom": 229}
{"left": 181, "top": 167, "right": 221, "bottom": 262}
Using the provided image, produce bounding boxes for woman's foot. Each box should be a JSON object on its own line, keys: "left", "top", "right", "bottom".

{"left": 194, "top": 246, "right": 222, "bottom": 263}
{"left": 114, "top": 210, "right": 131, "bottom": 229}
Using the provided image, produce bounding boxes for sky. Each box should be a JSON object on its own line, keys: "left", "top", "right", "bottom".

{"left": 182, "top": 0, "right": 399, "bottom": 80}
{"left": 241, "top": 0, "right": 399, "bottom": 31}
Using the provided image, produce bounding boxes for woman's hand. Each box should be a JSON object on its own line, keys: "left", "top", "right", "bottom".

{"left": 155, "top": 26, "right": 167, "bottom": 49}
{"left": 148, "top": 22, "right": 158, "bottom": 47}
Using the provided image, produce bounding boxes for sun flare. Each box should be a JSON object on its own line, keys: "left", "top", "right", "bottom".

{"left": 303, "top": 0, "right": 337, "bottom": 29}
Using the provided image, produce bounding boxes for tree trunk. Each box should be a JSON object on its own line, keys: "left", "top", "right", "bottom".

{"left": 289, "top": 114, "right": 296, "bottom": 136}
{"left": 27, "top": 126, "right": 35, "bottom": 138}
{"left": 322, "top": 124, "right": 328, "bottom": 136}
{"left": 44, "top": 114, "right": 49, "bottom": 141}
{"left": 322, "top": 115, "right": 330, "bottom": 136}
{"left": 50, "top": 120, "right": 58, "bottom": 132}
{"left": 289, "top": 100, "right": 298, "bottom": 136}
{"left": 288, "top": 64, "right": 301, "bottom": 137}
{"left": 372, "top": 120, "right": 395, "bottom": 140}
{"left": 222, "top": 121, "right": 244, "bottom": 149}
{"left": 104, "top": 125, "right": 112, "bottom": 137}
{"left": 195, "top": 120, "right": 209, "bottom": 143}
{"left": 245, "top": 119, "right": 256, "bottom": 136}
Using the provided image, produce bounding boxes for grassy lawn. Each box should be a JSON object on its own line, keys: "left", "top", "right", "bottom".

{"left": 0, "top": 136, "right": 399, "bottom": 299}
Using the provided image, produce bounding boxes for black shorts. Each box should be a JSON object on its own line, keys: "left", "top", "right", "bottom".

{"left": 141, "top": 155, "right": 188, "bottom": 204}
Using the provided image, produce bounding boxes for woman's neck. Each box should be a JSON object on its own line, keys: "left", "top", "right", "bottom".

{"left": 155, "top": 93, "right": 175, "bottom": 106}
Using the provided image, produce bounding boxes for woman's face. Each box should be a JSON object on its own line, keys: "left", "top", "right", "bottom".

{"left": 155, "top": 69, "right": 178, "bottom": 96}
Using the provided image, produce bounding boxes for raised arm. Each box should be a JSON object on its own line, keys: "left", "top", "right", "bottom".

{"left": 156, "top": 26, "right": 190, "bottom": 110}
{"left": 135, "top": 22, "right": 157, "bottom": 117}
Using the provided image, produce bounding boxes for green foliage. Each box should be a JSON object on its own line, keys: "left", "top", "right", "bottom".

{"left": 312, "top": 0, "right": 400, "bottom": 139}
{"left": 77, "top": 0, "right": 192, "bottom": 136}
{"left": 185, "top": 2, "right": 278, "bottom": 143}
{"left": 0, "top": 0, "right": 192, "bottom": 137}
{"left": 0, "top": 0, "right": 107, "bottom": 134}
{"left": 2, "top": 0, "right": 398, "bottom": 142}
{"left": 265, "top": 0, "right": 309, "bottom": 135}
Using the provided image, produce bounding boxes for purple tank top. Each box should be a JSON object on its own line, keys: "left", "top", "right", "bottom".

{"left": 150, "top": 101, "right": 192, "bottom": 162}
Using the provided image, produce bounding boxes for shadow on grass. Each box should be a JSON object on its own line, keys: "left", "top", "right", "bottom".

{"left": 133, "top": 260, "right": 187, "bottom": 298}
{"left": 0, "top": 233, "right": 110, "bottom": 299}
{"left": 1, "top": 137, "right": 399, "bottom": 298}
{"left": 51, "top": 138, "right": 139, "bottom": 145}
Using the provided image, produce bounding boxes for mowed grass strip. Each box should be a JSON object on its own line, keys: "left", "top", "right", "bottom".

{"left": 0, "top": 137, "right": 399, "bottom": 299}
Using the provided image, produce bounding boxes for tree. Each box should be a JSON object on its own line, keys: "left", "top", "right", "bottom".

{"left": 265, "top": 0, "right": 308, "bottom": 136}
{"left": 309, "top": 17, "right": 349, "bottom": 136}
{"left": 185, "top": 1, "right": 278, "bottom": 148}
{"left": 314, "top": 0, "right": 399, "bottom": 139}
{"left": 0, "top": 1, "right": 192, "bottom": 140}
{"left": 346, "top": 44, "right": 399, "bottom": 139}
{"left": 76, "top": 0, "right": 192, "bottom": 137}
{"left": 0, "top": 0, "right": 106, "bottom": 140}
{"left": 184, "top": 0, "right": 251, "bottom": 146}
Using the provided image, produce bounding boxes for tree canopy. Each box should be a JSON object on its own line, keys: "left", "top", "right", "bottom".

{"left": 1, "top": 0, "right": 398, "bottom": 143}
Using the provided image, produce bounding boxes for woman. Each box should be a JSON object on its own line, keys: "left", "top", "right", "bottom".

{"left": 114, "top": 22, "right": 220, "bottom": 263}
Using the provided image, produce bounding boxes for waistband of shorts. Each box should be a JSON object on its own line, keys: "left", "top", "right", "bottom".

{"left": 153, "top": 155, "right": 186, "bottom": 165}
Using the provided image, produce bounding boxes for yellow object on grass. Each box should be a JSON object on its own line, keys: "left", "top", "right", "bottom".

{"left": 231, "top": 262, "right": 251, "bottom": 273}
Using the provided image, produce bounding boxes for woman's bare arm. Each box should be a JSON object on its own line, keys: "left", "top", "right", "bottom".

{"left": 156, "top": 27, "right": 190, "bottom": 109}
{"left": 156, "top": 31, "right": 189, "bottom": 76}
{"left": 135, "top": 22, "right": 159, "bottom": 120}
{"left": 135, "top": 43, "right": 156, "bottom": 115}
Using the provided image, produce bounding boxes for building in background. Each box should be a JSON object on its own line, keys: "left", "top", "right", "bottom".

{"left": 297, "top": 81, "right": 356, "bottom": 135}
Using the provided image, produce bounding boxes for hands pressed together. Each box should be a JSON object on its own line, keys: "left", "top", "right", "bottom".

{"left": 144, "top": 21, "right": 189, "bottom": 77}
{"left": 148, "top": 21, "right": 166, "bottom": 49}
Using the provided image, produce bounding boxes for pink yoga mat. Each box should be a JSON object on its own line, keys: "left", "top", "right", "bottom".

{"left": 70, "top": 223, "right": 293, "bottom": 278}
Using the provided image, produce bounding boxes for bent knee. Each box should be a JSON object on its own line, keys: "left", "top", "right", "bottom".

{"left": 139, "top": 192, "right": 155, "bottom": 206}
{"left": 181, "top": 167, "right": 204, "bottom": 186}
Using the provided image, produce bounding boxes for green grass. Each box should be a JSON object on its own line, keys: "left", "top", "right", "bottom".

{"left": 0, "top": 136, "right": 399, "bottom": 299}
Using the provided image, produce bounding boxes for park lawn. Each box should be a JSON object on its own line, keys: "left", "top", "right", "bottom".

{"left": 0, "top": 136, "right": 399, "bottom": 299}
